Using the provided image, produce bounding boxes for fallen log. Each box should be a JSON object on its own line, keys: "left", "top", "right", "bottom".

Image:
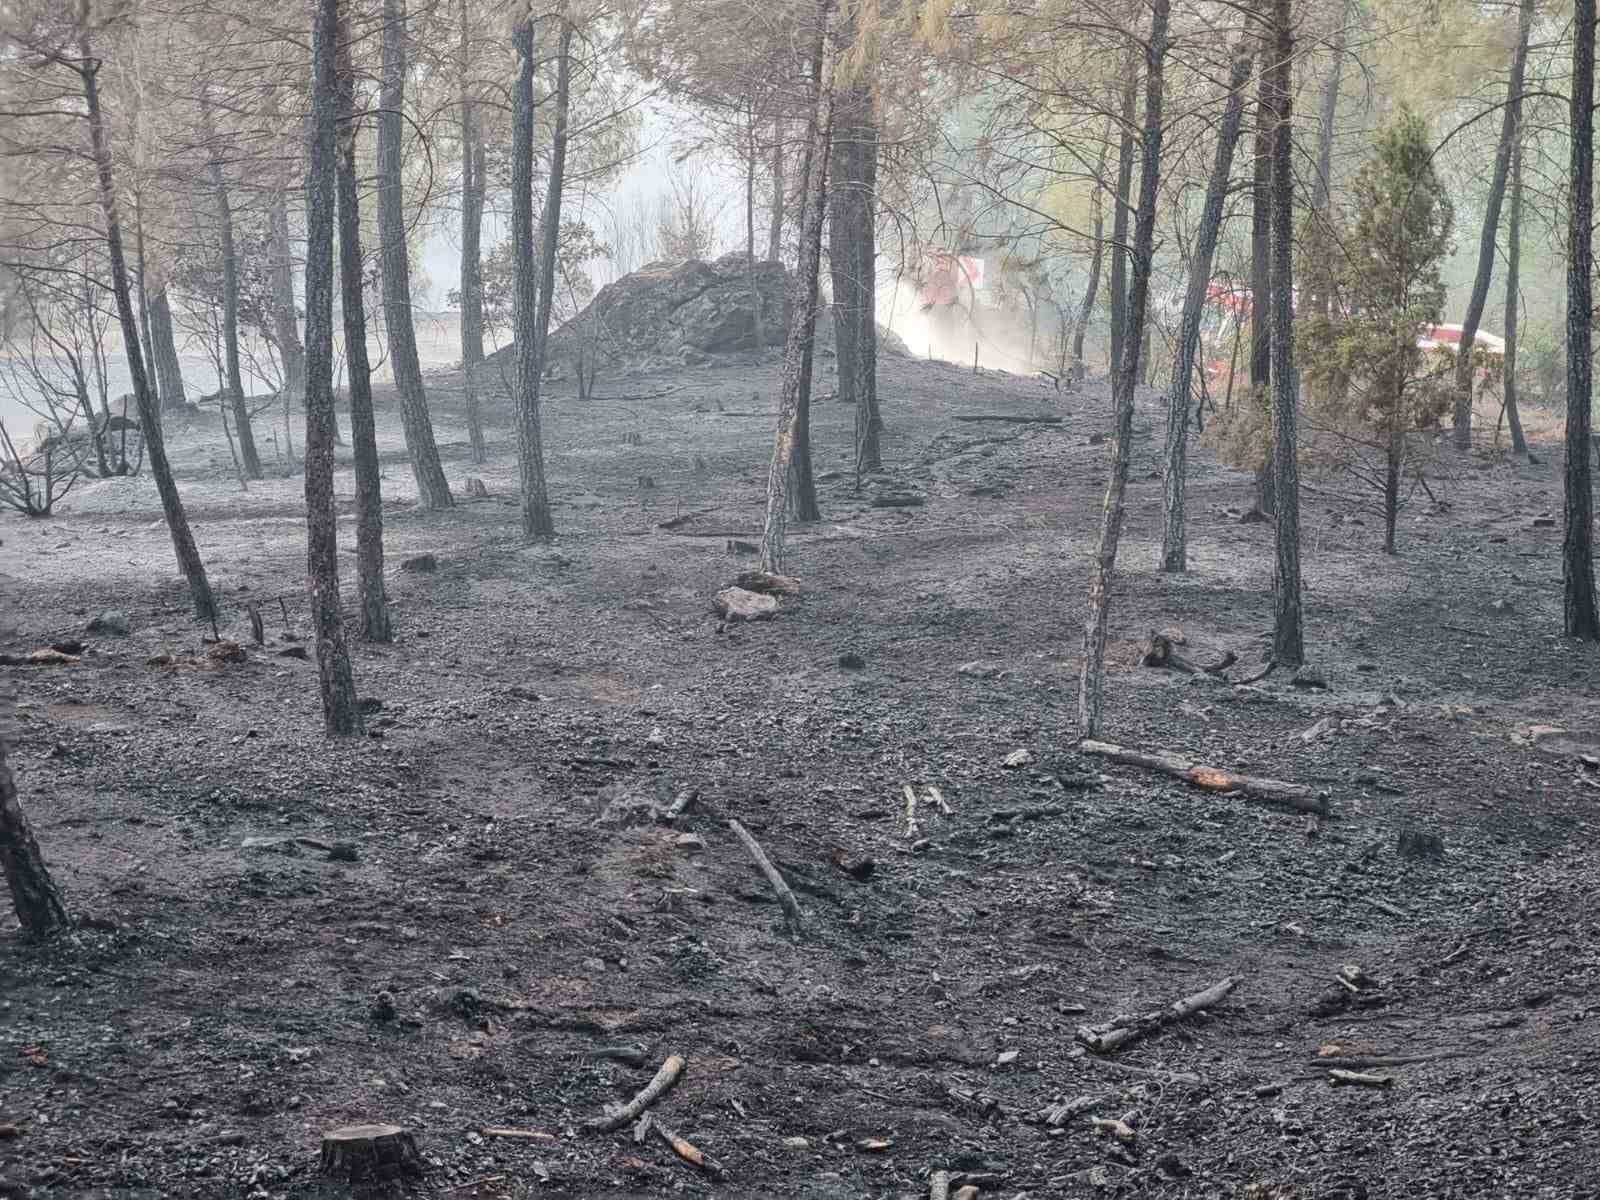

{"left": 1078, "top": 739, "right": 1327, "bottom": 816}
{"left": 1329, "top": 1069, "right": 1393, "bottom": 1088}
{"left": 0, "top": 648, "right": 80, "bottom": 667}
{"left": 1076, "top": 1056, "right": 1203, "bottom": 1086}
{"left": 1037, "top": 1094, "right": 1104, "bottom": 1127}
{"left": 952, "top": 414, "right": 1064, "bottom": 425}
{"left": 657, "top": 508, "right": 717, "bottom": 531}
{"left": 1310, "top": 1051, "right": 1464, "bottom": 1071}
{"left": 479, "top": 1127, "right": 559, "bottom": 1143}
{"left": 1077, "top": 975, "right": 1242, "bottom": 1054}
{"left": 1235, "top": 660, "right": 1278, "bottom": 685}
{"left": 929, "top": 1169, "right": 952, "bottom": 1200}
{"left": 1139, "top": 632, "right": 1236, "bottom": 677}
{"left": 582, "top": 1054, "right": 685, "bottom": 1133}
{"left": 660, "top": 789, "right": 697, "bottom": 823}
{"left": 587, "top": 385, "right": 684, "bottom": 402}
{"left": 728, "top": 820, "right": 804, "bottom": 933}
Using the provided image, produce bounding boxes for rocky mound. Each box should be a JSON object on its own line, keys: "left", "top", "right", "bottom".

{"left": 486, "top": 253, "right": 908, "bottom": 379}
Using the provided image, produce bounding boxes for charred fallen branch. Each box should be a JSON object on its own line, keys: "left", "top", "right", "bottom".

{"left": 1077, "top": 976, "right": 1242, "bottom": 1054}
{"left": 1078, "top": 740, "right": 1328, "bottom": 815}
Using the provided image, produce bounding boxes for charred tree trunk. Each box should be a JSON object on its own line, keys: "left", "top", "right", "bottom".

{"left": 1071, "top": 130, "right": 1111, "bottom": 382}
{"left": 0, "top": 738, "right": 69, "bottom": 939}
{"left": 1383, "top": 423, "right": 1402, "bottom": 555}
{"left": 1107, "top": 63, "right": 1138, "bottom": 379}
{"left": 1078, "top": 0, "right": 1169, "bottom": 738}
{"left": 745, "top": 100, "right": 766, "bottom": 352}
{"left": 789, "top": 332, "right": 821, "bottom": 521}
{"left": 304, "top": 0, "right": 363, "bottom": 735}
{"left": 1269, "top": 0, "right": 1303, "bottom": 664}
{"left": 786, "top": 33, "right": 828, "bottom": 521}
{"left": 378, "top": 0, "right": 452, "bottom": 509}
{"left": 150, "top": 286, "right": 187, "bottom": 411}
{"left": 1251, "top": 75, "right": 1275, "bottom": 516}
{"left": 1453, "top": 0, "right": 1534, "bottom": 451}
{"left": 83, "top": 40, "right": 214, "bottom": 622}
{"left": 768, "top": 121, "right": 786, "bottom": 263}
{"left": 203, "top": 94, "right": 262, "bottom": 480}
{"left": 1504, "top": 135, "right": 1528, "bottom": 457}
{"left": 1161, "top": 42, "right": 1252, "bottom": 573}
{"left": 1565, "top": 0, "right": 1600, "bottom": 640}
{"left": 511, "top": 16, "right": 545, "bottom": 536}
{"left": 134, "top": 191, "right": 160, "bottom": 410}
{"left": 850, "top": 107, "right": 879, "bottom": 475}
{"left": 828, "top": 23, "right": 881, "bottom": 478}
{"left": 337, "top": 10, "right": 391, "bottom": 642}
{"left": 458, "top": 0, "right": 487, "bottom": 464}
{"left": 511, "top": 16, "right": 570, "bottom": 539}
{"left": 761, "top": 1, "right": 831, "bottom": 574}
{"left": 533, "top": 23, "right": 572, "bottom": 413}
{"left": 1312, "top": 18, "right": 1345, "bottom": 213}
{"left": 269, "top": 183, "right": 308, "bottom": 461}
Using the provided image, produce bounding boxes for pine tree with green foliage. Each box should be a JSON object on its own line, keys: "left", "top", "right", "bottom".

{"left": 1297, "top": 110, "right": 1454, "bottom": 554}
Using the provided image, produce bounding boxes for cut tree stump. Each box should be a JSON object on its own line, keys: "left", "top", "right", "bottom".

{"left": 1078, "top": 739, "right": 1327, "bottom": 816}
{"left": 319, "top": 1124, "right": 423, "bottom": 1182}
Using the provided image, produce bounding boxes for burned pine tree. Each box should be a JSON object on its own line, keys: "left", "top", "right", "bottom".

{"left": 1249, "top": 44, "right": 1274, "bottom": 515}
{"left": 1078, "top": 0, "right": 1170, "bottom": 737}
{"left": 510, "top": 11, "right": 573, "bottom": 540}
{"left": 458, "top": 0, "right": 488, "bottom": 464}
{"left": 1105, "top": 61, "right": 1137, "bottom": 380}
{"left": 1069, "top": 129, "right": 1110, "bottom": 383}
{"left": 828, "top": 0, "right": 882, "bottom": 475}
{"left": 760, "top": 0, "right": 833, "bottom": 575}
{"left": 80, "top": 22, "right": 216, "bottom": 622}
{"left": 337, "top": 6, "right": 391, "bottom": 642}
{"left": 1564, "top": 0, "right": 1600, "bottom": 640}
{"left": 377, "top": 0, "right": 453, "bottom": 509}
{"left": 200, "top": 90, "right": 263, "bottom": 480}
{"left": 1268, "top": 0, "right": 1303, "bottom": 664}
{"left": 302, "top": 0, "right": 364, "bottom": 735}
{"left": 0, "top": 738, "right": 70, "bottom": 939}
{"left": 1501, "top": 134, "right": 1528, "bottom": 457}
{"left": 1161, "top": 38, "right": 1252, "bottom": 574}
{"left": 1450, "top": 0, "right": 1533, "bottom": 451}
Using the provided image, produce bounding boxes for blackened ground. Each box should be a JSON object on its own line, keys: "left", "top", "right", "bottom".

{"left": 2, "top": 351, "right": 1599, "bottom": 1200}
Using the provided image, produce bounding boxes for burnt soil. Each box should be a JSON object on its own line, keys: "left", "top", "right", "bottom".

{"left": 3, "top": 353, "right": 1600, "bottom": 1200}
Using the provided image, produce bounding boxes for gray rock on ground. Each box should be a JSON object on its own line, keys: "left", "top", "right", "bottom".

{"left": 713, "top": 586, "right": 779, "bottom": 622}
{"left": 87, "top": 610, "right": 130, "bottom": 635}
{"left": 485, "top": 253, "right": 911, "bottom": 380}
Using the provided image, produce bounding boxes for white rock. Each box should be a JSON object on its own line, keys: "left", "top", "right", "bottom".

{"left": 713, "top": 586, "right": 779, "bottom": 621}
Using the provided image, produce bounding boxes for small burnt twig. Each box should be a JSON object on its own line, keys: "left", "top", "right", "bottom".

{"left": 582, "top": 1054, "right": 685, "bottom": 1133}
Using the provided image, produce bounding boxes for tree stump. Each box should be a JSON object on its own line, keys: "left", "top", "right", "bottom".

{"left": 320, "top": 1124, "right": 422, "bottom": 1182}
